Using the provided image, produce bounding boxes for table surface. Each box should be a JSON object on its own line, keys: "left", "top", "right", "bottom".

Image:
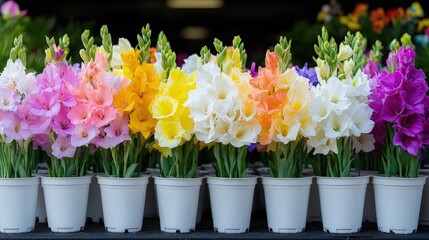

{"left": 2, "top": 213, "right": 429, "bottom": 240}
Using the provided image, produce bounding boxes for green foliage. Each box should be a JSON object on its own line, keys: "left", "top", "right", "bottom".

{"left": 100, "top": 134, "right": 147, "bottom": 178}
{"left": 9, "top": 34, "right": 26, "bottom": 65}
{"left": 0, "top": 139, "right": 34, "bottom": 178}
{"left": 157, "top": 31, "right": 176, "bottom": 77}
{"left": 47, "top": 147, "right": 89, "bottom": 177}
{"left": 369, "top": 40, "right": 383, "bottom": 62}
{"left": 212, "top": 143, "right": 248, "bottom": 178}
{"left": 159, "top": 140, "right": 199, "bottom": 178}
{"left": 137, "top": 23, "right": 152, "bottom": 63}
{"left": 267, "top": 139, "right": 308, "bottom": 178}
{"left": 274, "top": 36, "right": 292, "bottom": 73}
{"left": 200, "top": 45, "right": 211, "bottom": 64}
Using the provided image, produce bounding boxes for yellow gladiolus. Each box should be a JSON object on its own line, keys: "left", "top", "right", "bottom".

{"left": 113, "top": 88, "right": 138, "bottom": 113}
{"left": 155, "top": 119, "right": 185, "bottom": 148}
{"left": 129, "top": 106, "right": 157, "bottom": 138}
{"left": 150, "top": 95, "right": 179, "bottom": 119}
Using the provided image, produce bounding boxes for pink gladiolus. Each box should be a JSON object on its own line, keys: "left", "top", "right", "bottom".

{"left": 58, "top": 86, "right": 76, "bottom": 107}
{"left": 52, "top": 136, "right": 76, "bottom": 159}
{"left": 51, "top": 106, "right": 75, "bottom": 137}
{"left": 70, "top": 124, "right": 98, "bottom": 147}
{"left": 28, "top": 91, "right": 61, "bottom": 117}
{"left": 90, "top": 106, "right": 117, "bottom": 128}
{"left": 19, "top": 100, "right": 51, "bottom": 134}
{"left": 1, "top": 111, "right": 31, "bottom": 143}
{"left": 36, "top": 63, "right": 62, "bottom": 92}
{"left": 33, "top": 134, "right": 51, "bottom": 154}
{"left": 89, "top": 84, "right": 113, "bottom": 106}
{"left": 96, "top": 116, "right": 130, "bottom": 148}
{"left": 0, "top": 0, "right": 26, "bottom": 17}
{"left": 67, "top": 103, "right": 93, "bottom": 125}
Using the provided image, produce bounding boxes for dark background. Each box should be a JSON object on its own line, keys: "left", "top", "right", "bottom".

{"left": 16, "top": 0, "right": 429, "bottom": 66}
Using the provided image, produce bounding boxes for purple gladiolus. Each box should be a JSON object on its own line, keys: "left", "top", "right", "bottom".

{"left": 394, "top": 46, "right": 416, "bottom": 68}
{"left": 295, "top": 63, "right": 318, "bottom": 86}
{"left": 379, "top": 71, "right": 403, "bottom": 95}
{"left": 248, "top": 143, "right": 257, "bottom": 153}
{"left": 393, "top": 130, "right": 422, "bottom": 156}
{"left": 380, "top": 93, "right": 404, "bottom": 122}
{"left": 395, "top": 114, "right": 424, "bottom": 137}
{"left": 363, "top": 60, "right": 379, "bottom": 79}
{"left": 368, "top": 46, "right": 429, "bottom": 157}
{"left": 250, "top": 62, "right": 258, "bottom": 78}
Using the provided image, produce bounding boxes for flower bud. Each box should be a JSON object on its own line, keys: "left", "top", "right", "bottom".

{"left": 338, "top": 43, "right": 353, "bottom": 62}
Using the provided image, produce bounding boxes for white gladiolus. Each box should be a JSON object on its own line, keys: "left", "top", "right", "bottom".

{"left": 0, "top": 87, "right": 18, "bottom": 111}
{"left": 274, "top": 119, "right": 300, "bottom": 144}
{"left": 347, "top": 102, "right": 374, "bottom": 136}
{"left": 322, "top": 76, "right": 351, "bottom": 114}
{"left": 323, "top": 113, "right": 353, "bottom": 138}
{"left": 316, "top": 58, "right": 331, "bottom": 80}
{"left": 229, "top": 120, "right": 261, "bottom": 148}
{"left": 345, "top": 69, "right": 372, "bottom": 97}
{"left": 353, "top": 134, "right": 375, "bottom": 153}
{"left": 196, "top": 61, "right": 220, "bottom": 88}
{"left": 343, "top": 59, "right": 355, "bottom": 77}
{"left": 338, "top": 43, "right": 353, "bottom": 62}
{"left": 111, "top": 38, "right": 133, "bottom": 69}
{"left": 308, "top": 94, "right": 332, "bottom": 122}
{"left": 194, "top": 118, "right": 215, "bottom": 143}
{"left": 14, "top": 72, "right": 37, "bottom": 96}
{"left": 187, "top": 62, "right": 261, "bottom": 147}
{"left": 182, "top": 54, "right": 202, "bottom": 74}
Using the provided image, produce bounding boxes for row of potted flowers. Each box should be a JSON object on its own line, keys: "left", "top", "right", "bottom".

{"left": 0, "top": 23, "right": 428, "bottom": 235}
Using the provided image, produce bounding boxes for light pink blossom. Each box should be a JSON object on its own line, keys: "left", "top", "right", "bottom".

{"left": 52, "top": 136, "right": 76, "bottom": 159}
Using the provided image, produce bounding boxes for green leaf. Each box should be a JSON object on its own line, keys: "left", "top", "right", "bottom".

{"left": 124, "top": 163, "right": 138, "bottom": 178}
{"left": 18, "top": 164, "right": 26, "bottom": 178}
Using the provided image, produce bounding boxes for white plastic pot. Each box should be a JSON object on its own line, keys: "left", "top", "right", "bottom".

{"left": 98, "top": 175, "right": 149, "bottom": 233}
{"left": 373, "top": 175, "right": 427, "bottom": 234}
{"left": 317, "top": 176, "right": 369, "bottom": 233}
{"left": 262, "top": 176, "right": 312, "bottom": 233}
{"left": 207, "top": 176, "right": 257, "bottom": 233}
{"left": 154, "top": 177, "right": 202, "bottom": 233}
{"left": 41, "top": 176, "right": 91, "bottom": 233}
{"left": 0, "top": 177, "right": 39, "bottom": 233}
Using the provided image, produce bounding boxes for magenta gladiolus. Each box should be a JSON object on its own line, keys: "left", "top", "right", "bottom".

{"left": 369, "top": 46, "right": 429, "bottom": 157}
{"left": 395, "top": 114, "right": 424, "bottom": 137}
{"left": 379, "top": 71, "right": 403, "bottom": 95}
{"left": 393, "top": 46, "right": 416, "bottom": 68}
{"left": 393, "top": 130, "right": 422, "bottom": 156}
{"left": 380, "top": 93, "right": 404, "bottom": 122}
{"left": 363, "top": 60, "right": 379, "bottom": 79}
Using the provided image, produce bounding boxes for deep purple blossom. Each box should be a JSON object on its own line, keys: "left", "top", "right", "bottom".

{"left": 393, "top": 46, "right": 416, "bottom": 69}
{"left": 393, "top": 130, "right": 422, "bottom": 156}
{"left": 395, "top": 114, "right": 424, "bottom": 137}
{"left": 363, "top": 60, "right": 380, "bottom": 79}
{"left": 379, "top": 71, "right": 404, "bottom": 95}
{"left": 248, "top": 143, "right": 257, "bottom": 153}
{"left": 380, "top": 93, "right": 404, "bottom": 122}
{"left": 295, "top": 63, "right": 318, "bottom": 86}
{"left": 250, "top": 62, "right": 258, "bottom": 78}
{"left": 368, "top": 47, "right": 429, "bottom": 156}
